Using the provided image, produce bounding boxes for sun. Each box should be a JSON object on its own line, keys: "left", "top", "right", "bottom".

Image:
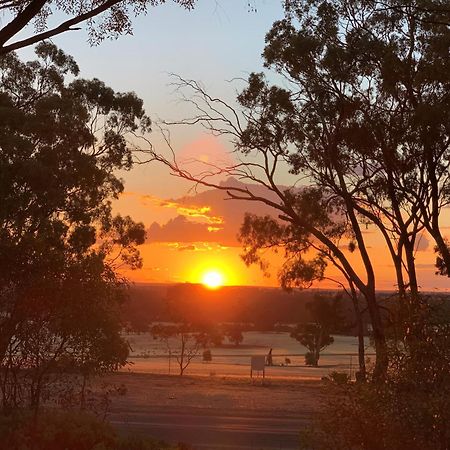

{"left": 201, "top": 270, "right": 224, "bottom": 289}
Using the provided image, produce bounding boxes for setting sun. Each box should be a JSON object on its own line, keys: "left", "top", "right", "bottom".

{"left": 201, "top": 270, "right": 224, "bottom": 289}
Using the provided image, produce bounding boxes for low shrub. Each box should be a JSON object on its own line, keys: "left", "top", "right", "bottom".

{"left": 0, "top": 410, "right": 191, "bottom": 450}
{"left": 202, "top": 349, "right": 212, "bottom": 362}
{"left": 326, "top": 371, "right": 350, "bottom": 385}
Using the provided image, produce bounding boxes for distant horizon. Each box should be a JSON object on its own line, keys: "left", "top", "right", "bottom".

{"left": 130, "top": 281, "right": 450, "bottom": 296}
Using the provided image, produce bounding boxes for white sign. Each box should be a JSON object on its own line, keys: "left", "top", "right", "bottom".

{"left": 251, "top": 355, "right": 266, "bottom": 371}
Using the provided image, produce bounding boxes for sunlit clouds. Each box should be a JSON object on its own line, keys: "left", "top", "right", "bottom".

{"left": 116, "top": 177, "right": 450, "bottom": 291}
{"left": 122, "top": 192, "right": 224, "bottom": 225}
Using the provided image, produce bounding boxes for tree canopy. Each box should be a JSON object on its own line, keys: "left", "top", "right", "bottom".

{"left": 0, "top": 0, "right": 196, "bottom": 55}
{"left": 153, "top": 0, "right": 450, "bottom": 380}
{"left": 0, "top": 43, "right": 146, "bottom": 411}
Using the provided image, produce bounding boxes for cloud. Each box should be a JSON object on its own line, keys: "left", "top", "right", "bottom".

{"left": 148, "top": 216, "right": 212, "bottom": 243}
{"left": 122, "top": 192, "right": 223, "bottom": 224}
{"left": 146, "top": 178, "right": 278, "bottom": 247}
{"left": 177, "top": 244, "right": 197, "bottom": 252}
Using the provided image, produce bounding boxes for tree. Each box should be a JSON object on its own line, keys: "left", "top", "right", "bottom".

{"left": 152, "top": 0, "right": 450, "bottom": 380}
{"left": 0, "top": 0, "right": 196, "bottom": 55}
{"left": 0, "top": 43, "right": 146, "bottom": 412}
{"left": 290, "top": 295, "right": 345, "bottom": 366}
{"left": 150, "top": 323, "right": 204, "bottom": 376}
{"left": 224, "top": 324, "right": 244, "bottom": 346}
{"left": 291, "top": 323, "right": 334, "bottom": 367}
{"left": 240, "top": 213, "right": 367, "bottom": 378}
{"left": 300, "top": 299, "right": 450, "bottom": 450}
{"left": 153, "top": 71, "right": 390, "bottom": 379}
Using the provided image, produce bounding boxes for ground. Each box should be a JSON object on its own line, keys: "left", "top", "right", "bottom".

{"left": 106, "top": 372, "right": 324, "bottom": 450}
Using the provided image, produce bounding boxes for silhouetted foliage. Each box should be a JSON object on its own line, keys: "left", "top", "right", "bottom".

{"left": 224, "top": 324, "right": 244, "bottom": 346}
{"left": 154, "top": 0, "right": 450, "bottom": 381}
{"left": 0, "top": 409, "right": 188, "bottom": 450}
{"left": 0, "top": 0, "right": 197, "bottom": 55}
{"left": 290, "top": 295, "right": 346, "bottom": 366}
{"left": 202, "top": 349, "right": 212, "bottom": 362}
{"left": 300, "top": 300, "right": 450, "bottom": 450}
{"left": 0, "top": 43, "right": 146, "bottom": 412}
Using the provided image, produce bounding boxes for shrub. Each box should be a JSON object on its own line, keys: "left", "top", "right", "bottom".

{"left": 327, "top": 371, "right": 350, "bottom": 385}
{"left": 202, "top": 349, "right": 212, "bottom": 362}
{"left": 0, "top": 410, "right": 190, "bottom": 450}
{"left": 299, "top": 306, "right": 450, "bottom": 450}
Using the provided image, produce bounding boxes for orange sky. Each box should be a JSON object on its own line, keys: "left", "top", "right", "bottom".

{"left": 115, "top": 134, "right": 450, "bottom": 293}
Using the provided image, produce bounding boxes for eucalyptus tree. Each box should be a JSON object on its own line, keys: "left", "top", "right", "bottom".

{"left": 153, "top": 0, "right": 450, "bottom": 379}
{"left": 150, "top": 323, "right": 205, "bottom": 376}
{"left": 0, "top": 43, "right": 147, "bottom": 410}
{"left": 0, "top": 0, "right": 196, "bottom": 55}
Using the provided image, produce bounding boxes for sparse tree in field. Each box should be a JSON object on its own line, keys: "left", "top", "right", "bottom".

{"left": 224, "top": 324, "right": 244, "bottom": 346}
{"left": 291, "top": 323, "right": 334, "bottom": 367}
{"left": 0, "top": 0, "right": 197, "bottom": 55}
{"left": 197, "top": 324, "right": 224, "bottom": 347}
{"left": 0, "top": 43, "right": 146, "bottom": 412}
{"left": 150, "top": 323, "right": 204, "bottom": 376}
{"left": 290, "top": 295, "right": 345, "bottom": 366}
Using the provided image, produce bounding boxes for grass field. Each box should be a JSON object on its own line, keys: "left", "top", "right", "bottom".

{"left": 123, "top": 331, "right": 375, "bottom": 379}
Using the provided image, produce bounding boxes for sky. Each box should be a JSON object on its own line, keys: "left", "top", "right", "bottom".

{"left": 12, "top": 0, "right": 450, "bottom": 291}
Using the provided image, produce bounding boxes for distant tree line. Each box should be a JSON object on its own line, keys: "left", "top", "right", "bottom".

{"left": 122, "top": 284, "right": 366, "bottom": 334}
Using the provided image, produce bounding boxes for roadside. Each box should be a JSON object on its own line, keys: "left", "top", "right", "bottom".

{"left": 105, "top": 373, "right": 324, "bottom": 449}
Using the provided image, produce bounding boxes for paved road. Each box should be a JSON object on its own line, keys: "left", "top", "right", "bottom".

{"left": 110, "top": 409, "right": 309, "bottom": 449}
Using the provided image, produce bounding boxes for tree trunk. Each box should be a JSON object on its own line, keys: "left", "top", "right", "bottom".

{"left": 350, "top": 292, "right": 366, "bottom": 382}
{"left": 432, "top": 229, "right": 450, "bottom": 276}
{"left": 364, "top": 288, "right": 388, "bottom": 381}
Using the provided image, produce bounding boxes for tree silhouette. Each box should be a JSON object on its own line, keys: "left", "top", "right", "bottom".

{"left": 0, "top": 44, "right": 146, "bottom": 410}
{"left": 152, "top": 0, "right": 450, "bottom": 380}
{"left": 0, "top": 0, "right": 196, "bottom": 55}
{"left": 290, "top": 295, "right": 345, "bottom": 366}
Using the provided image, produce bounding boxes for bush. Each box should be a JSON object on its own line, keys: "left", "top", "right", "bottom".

{"left": 202, "top": 349, "right": 212, "bottom": 362}
{"left": 327, "top": 371, "right": 350, "bottom": 385}
{"left": 0, "top": 410, "right": 190, "bottom": 450}
{"left": 299, "top": 306, "right": 450, "bottom": 450}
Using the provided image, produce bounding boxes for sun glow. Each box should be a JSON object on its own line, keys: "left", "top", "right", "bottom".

{"left": 201, "top": 270, "right": 224, "bottom": 289}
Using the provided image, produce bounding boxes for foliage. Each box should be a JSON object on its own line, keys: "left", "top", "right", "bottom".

{"left": 326, "top": 371, "right": 350, "bottom": 385}
{"left": 301, "top": 301, "right": 450, "bottom": 450}
{"left": 0, "top": 409, "right": 188, "bottom": 450}
{"left": 0, "top": 43, "right": 146, "bottom": 412}
{"left": 150, "top": 323, "right": 205, "bottom": 376}
{"left": 292, "top": 324, "right": 334, "bottom": 367}
{"left": 224, "top": 324, "right": 244, "bottom": 346}
{"left": 0, "top": 0, "right": 197, "bottom": 55}
{"left": 290, "top": 295, "right": 346, "bottom": 366}
{"left": 197, "top": 324, "right": 224, "bottom": 347}
{"left": 202, "top": 349, "right": 212, "bottom": 362}
{"left": 155, "top": 0, "right": 450, "bottom": 379}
